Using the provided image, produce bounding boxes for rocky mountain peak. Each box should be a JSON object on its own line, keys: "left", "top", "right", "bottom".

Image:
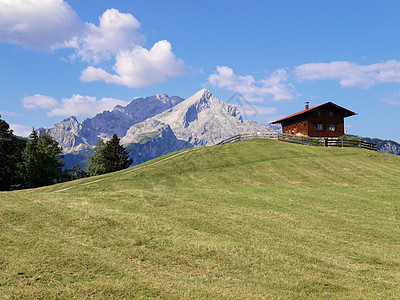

{"left": 59, "top": 116, "right": 78, "bottom": 124}
{"left": 41, "top": 89, "right": 278, "bottom": 166}
{"left": 185, "top": 89, "right": 215, "bottom": 105}
{"left": 54, "top": 116, "right": 81, "bottom": 134}
{"left": 155, "top": 94, "right": 169, "bottom": 101}
{"left": 124, "top": 89, "right": 268, "bottom": 147}
{"left": 112, "top": 105, "right": 126, "bottom": 112}
{"left": 195, "top": 88, "right": 212, "bottom": 98}
{"left": 40, "top": 93, "right": 186, "bottom": 150}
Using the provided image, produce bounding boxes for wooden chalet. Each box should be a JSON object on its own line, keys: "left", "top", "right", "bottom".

{"left": 271, "top": 102, "right": 356, "bottom": 138}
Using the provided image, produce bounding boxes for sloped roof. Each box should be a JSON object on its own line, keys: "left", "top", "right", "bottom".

{"left": 271, "top": 102, "right": 356, "bottom": 124}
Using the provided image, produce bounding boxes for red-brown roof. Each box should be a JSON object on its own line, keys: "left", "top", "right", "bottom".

{"left": 270, "top": 102, "right": 356, "bottom": 124}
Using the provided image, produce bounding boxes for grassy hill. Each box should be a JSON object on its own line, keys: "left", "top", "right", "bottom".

{"left": 1, "top": 139, "right": 399, "bottom": 299}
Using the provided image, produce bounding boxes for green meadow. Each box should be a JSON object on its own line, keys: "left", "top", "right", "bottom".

{"left": 1, "top": 139, "right": 399, "bottom": 299}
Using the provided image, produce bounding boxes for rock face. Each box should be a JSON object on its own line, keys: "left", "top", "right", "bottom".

{"left": 123, "top": 89, "right": 274, "bottom": 147}
{"left": 80, "top": 94, "right": 184, "bottom": 145}
{"left": 379, "top": 141, "right": 400, "bottom": 155}
{"left": 38, "top": 94, "right": 185, "bottom": 153}
{"left": 359, "top": 137, "right": 400, "bottom": 155}
{"left": 38, "top": 116, "right": 87, "bottom": 152}
{"left": 39, "top": 89, "right": 277, "bottom": 168}
{"left": 123, "top": 121, "right": 193, "bottom": 165}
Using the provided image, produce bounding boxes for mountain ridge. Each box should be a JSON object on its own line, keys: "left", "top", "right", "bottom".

{"left": 40, "top": 89, "right": 400, "bottom": 170}
{"left": 38, "top": 93, "right": 186, "bottom": 153}
{"left": 40, "top": 89, "right": 276, "bottom": 168}
{"left": 122, "top": 89, "right": 272, "bottom": 147}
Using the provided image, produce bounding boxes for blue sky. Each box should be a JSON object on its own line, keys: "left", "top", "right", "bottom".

{"left": 1, "top": 0, "right": 400, "bottom": 141}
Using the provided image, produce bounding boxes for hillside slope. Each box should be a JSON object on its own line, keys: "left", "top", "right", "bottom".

{"left": 1, "top": 139, "right": 399, "bottom": 299}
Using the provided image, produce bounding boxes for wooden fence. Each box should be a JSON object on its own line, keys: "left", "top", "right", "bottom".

{"left": 216, "top": 132, "right": 377, "bottom": 151}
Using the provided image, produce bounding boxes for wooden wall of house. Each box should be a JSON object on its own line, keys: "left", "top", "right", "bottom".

{"left": 307, "top": 107, "right": 345, "bottom": 137}
{"left": 282, "top": 107, "right": 345, "bottom": 137}
{"left": 282, "top": 120, "right": 307, "bottom": 135}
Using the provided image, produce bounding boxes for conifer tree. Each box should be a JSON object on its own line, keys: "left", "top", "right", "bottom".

{"left": 24, "top": 128, "right": 64, "bottom": 188}
{"left": 0, "top": 115, "right": 26, "bottom": 190}
{"left": 103, "top": 134, "right": 133, "bottom": 173}
{"left": 87, "top": 140, "right": 106, "bottom": 176}
{"left": 88, "top": 134, "right": 132, "bottom": 175}
{"left": 61, "top": 165, "right": 87, "bottom": 182}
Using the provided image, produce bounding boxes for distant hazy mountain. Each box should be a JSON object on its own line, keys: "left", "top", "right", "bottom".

{"left": 40, "top": 89, "right": 277, "bottom": 169}
{"left": 360, "top": 137, "right": 400, "bottom": 155}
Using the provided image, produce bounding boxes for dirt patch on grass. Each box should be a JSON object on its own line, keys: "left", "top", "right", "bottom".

{"left": 288, "top": 181, "right": 302, "bottom": 184}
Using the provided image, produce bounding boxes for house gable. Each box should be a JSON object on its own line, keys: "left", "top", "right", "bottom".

{"left": 271, "top": 102, "right": 356, "bottom": 137}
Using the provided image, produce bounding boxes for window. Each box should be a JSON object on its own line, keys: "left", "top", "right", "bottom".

{"left": 317, "top": 111, "right": 321, "bottom": 116}
{"left": 328, "top": 124, "right": 336, "bottom": 131}
{"left": 329, "top": 111, "right": 333, "bottom": 117}
{"left": 316, "top": 124, "right": 323, "bottom": 131}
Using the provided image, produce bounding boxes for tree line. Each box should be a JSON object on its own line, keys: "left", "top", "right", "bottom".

{"left": 0, "top": 115, "right": 132, "bottom": 191}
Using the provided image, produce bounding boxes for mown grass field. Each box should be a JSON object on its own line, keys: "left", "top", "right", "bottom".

{"left": 1, "top": 139, "right": 399, "bottom": 299}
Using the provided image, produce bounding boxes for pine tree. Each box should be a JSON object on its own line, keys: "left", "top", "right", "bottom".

{"left": 0, "top": 115, "right": 26, "bottom": 190}
{"left": 87, "top": 134, "right": 132, "bottom": 176}
{"left": 87, "top": 140, "right": 106, "bottom": 176}
{"left": 61, "top": 165, "right": 87, "bottom": 182}
{"left": 24, "top": 128, "right": 64, "bottom": 188}
{"left": 103, "top": 134, "right": 133, "bottom": 173}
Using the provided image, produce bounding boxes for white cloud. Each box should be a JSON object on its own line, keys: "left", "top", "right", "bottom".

{"left": 0, "top": 0, "right": 83, "bottom": 51}
{"left": 80, "top": 40, "right": 185, "bottom": 88}
{"left": 10, "top": 123, "right": 32, "bottom": 137}
{"left": 0, "top": 111, "right": 22, "bottom": 117}
{"left": 381, "top": 99, "right": 400, "bottom": 106}
{"left": 21, "top": 94, "right": 129, "bottom": 117}
{"left": 380, "top": 94, "right": 400, "bottom": 106}
{"left": 0, "top": 2, "right": 185, "bottom": 87}
{"left": 0, "top": 2, "right": 143, "bottom": 59}
{"left": 48, "top": 94, "right": 129, "bottom": 117}
{"left": 72, "top": 8, "right": 145, "bottom": 64}
{"left": 294, "top": 60, "right": 400, "bottom": 89}
{"left": 207, "top": 66, "right": 294, "bottom": 102}
{"left": 22, "top": 94, "right": 58, "bottom": 110}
